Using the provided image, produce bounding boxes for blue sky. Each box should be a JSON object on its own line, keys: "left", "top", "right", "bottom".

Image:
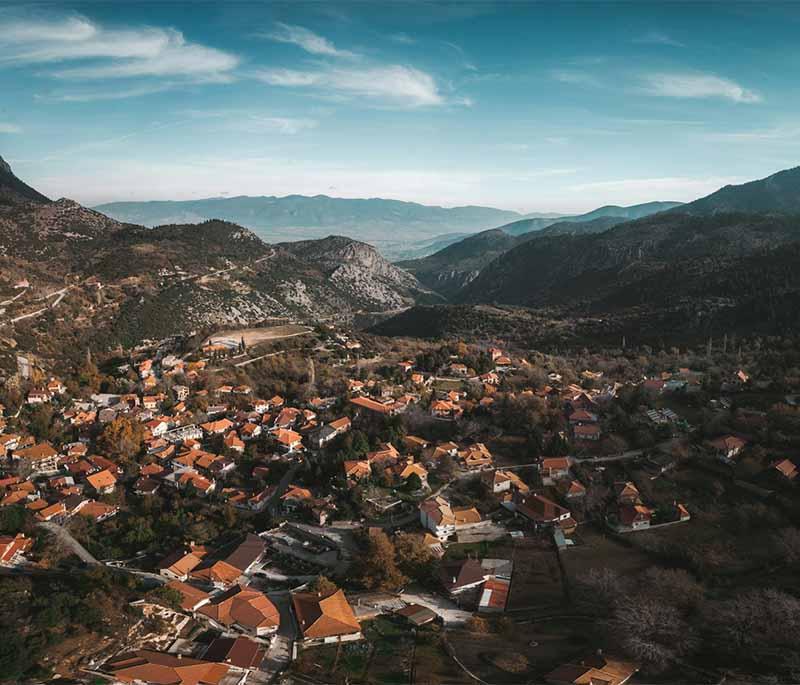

{"left": 1, "top": 1, "right": 799, "bottom": 212}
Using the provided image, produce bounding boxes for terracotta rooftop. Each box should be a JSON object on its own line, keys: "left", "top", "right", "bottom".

{"left": 292, "top": 588, "right": 361, "bottom": 639}
{"left": 104, "top": 649, "right": 230, "bottom": 685}
{"left": 198, "top": 584, "right": 280, "bottom": 632}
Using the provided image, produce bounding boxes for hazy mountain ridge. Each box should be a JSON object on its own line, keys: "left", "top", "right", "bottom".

{"left": 92, "top": 194, "right": 523, "bottom": 254}
{"left": 497, "top": 200, "right": 683, "bottom": 236}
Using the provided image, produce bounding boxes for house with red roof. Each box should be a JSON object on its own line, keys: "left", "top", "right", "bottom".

{"left": 292, "top": 588, "right": 362, "bottom": 647}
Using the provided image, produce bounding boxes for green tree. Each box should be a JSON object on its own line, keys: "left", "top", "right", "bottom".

{"left": 146, "top": 585, "right": 184, "bottom": 611}
{"left": 405, "top": 472, "right": 423, "bottom": 492}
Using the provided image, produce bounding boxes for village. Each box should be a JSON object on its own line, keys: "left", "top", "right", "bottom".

{"left": 2, "top": 323, "right": 800, "bottom": 685}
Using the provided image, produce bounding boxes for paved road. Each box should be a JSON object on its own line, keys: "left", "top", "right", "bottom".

{"left": 266, "top": 461, "right": 303, "bottom": 515}
{"left": 399, "top": 587, "right": 472, "bottom": 625}
{"left": 260, "top": 592, "right": 296, "bottom": 682}
{"left": 38, "top": 521, "right": 99, "bottom": 565}
{"left": 573, "top": 439, "right": 674, "bottom": 464}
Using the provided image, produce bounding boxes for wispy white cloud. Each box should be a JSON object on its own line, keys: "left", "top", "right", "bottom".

{"left": 230, "top": 116, "right": 319, "bottom": 135}
{"left": 442, "top": 41, "right": 477, "bottom": 71}
{"left": 550, "top": 69, "right": 603, "bottom": 88}
{"left": 0, "top": 14, "right": 97, "bottom": 44}
{"left": 0, "top": 12, "right": 238, "bottom": 83}
{"left": 0, "top": 122, "right": 22, "bottom": 133}
{"left": 255, "top": 64, "right": 456, "bottom": 107}
{"left": 185, "top": 109, "right": 319, "bottom": 135}
{"left": 35, "top": 82, "right": 177, "bottom": 102}
{"left": 30, "top": 120, "right": 190, "bottom": 163}
{"left": 704, "top": 125, "right": 800, "bottom": 143}
{"left": 640, "top": 72, "right": 761, "bottom": 103}
{"left": 511, "top": 168, "right": 580, "bottom": 181}
{"left": 634, "top": 31, "right": 685, "bottom": 48}
{"left": 388, "top": 32, "right": 416, "bottom": 45}
{"left": 255, "top": 23, "right": 468, "bottom": 107}
{"left": 263, "top": 22, "right": 358, "bottom": 58}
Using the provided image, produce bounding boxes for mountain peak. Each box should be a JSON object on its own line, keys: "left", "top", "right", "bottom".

{"left": 0, "top": 154, "right": 51, "bottom": 204}
{"left": 681, "top": 164, "right": 800, "bottom": 215}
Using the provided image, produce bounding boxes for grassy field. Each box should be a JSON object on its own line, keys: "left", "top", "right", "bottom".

{"left": 561, "top": 525, "right": 653, "bottom": 583}
{"left": 507, "top": 540, "right": 566, "bottom": 611}
{"left": 448, "top": 618, "right": 590, "bottom": 683}
{"left": 432, "top": 378, "right": 466, "bottom": 392}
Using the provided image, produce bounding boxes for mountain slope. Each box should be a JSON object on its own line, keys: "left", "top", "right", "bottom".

{"left": 0, "top": 160, "right": 432, "bottom": 352}
{"left": 375, "top": 238, "right": 800, "bottom": 348}
{"left": 678, "top": 166, "right": 800, "bottom": 215}
{"left": 399, "top": 213, "right": 649, "bottom": 296}
{"left": 93, "top": 194, "right": 523, "bottom": 249}
{"left": 457, "top": 211, "right": 800, "bottom": 309}
{"left": 0, "top": 155, "right": 50, "bottom": 205}
{"left": 456, "top": 166, "right": 800, "bottom": 312}
{"left": 397, "top": 228, "right": 520, "bottom": 296}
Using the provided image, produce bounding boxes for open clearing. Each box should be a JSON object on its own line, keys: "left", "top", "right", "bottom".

{"left": 203, "top": 324, "right": 312, "bottom": 348}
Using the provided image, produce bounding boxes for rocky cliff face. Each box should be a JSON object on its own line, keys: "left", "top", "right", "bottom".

{"left": 280, "top": 235, "right": 433, "bottom": 310}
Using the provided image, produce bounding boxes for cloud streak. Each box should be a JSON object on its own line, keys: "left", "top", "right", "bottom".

{"left": 255, "top": 64, "right": 454, "bottom": 107}
{"left": 0, "top": 122, "right": 22, "bottom": 133}
{"left": 264, "top": 22, "right": 358, "bottom": 58}
{"left": 550, "top": 69, "right": 603, "bottom": 88}
{"left": 35, "top": 82, "right": 177, "bottom": 102}
{"left": 185, "top": 109, "right": 319, "bottom": 135}
{"left": 0, "top": 12, "right": 238, "bottom": 83}
{"left": 634, "top": 31, "right": 685, "bottom": 47}
{"left": 640, "top": 72, "right": 761, "bottom": 103}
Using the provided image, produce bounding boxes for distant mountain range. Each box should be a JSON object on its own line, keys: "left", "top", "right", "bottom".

{"left": 92, "top": 195, "right": 524, "bottom": 259}
{"left": 7, "top": 150, "right": 800, "bottom": 355}
{"left": 379, "top": 166, "right": 800, "bottom": 346}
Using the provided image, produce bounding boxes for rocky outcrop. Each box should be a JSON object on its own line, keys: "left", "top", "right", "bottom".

{"left": 280, "top": 235, "right": 431, "bottom": 310}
